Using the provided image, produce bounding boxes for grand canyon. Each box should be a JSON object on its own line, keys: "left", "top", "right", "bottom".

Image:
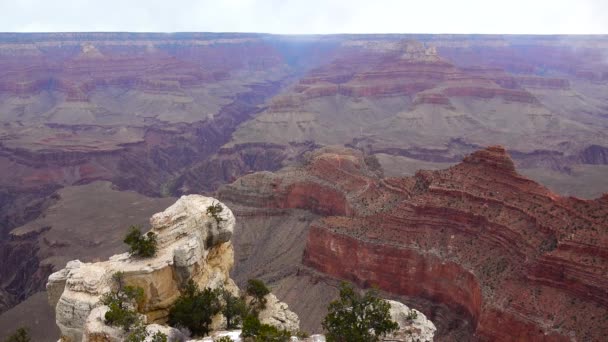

{"left": 0, "top": 33, "right": 607, "bottom": 341}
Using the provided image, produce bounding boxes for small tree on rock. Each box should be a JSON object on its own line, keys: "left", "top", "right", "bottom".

{"left": 207, "top": 202, "right": 225, "bottom": 225}
{"left": 221, "top": 288, "right": 248, "bottom": 329}
{"left": 241, "top": 314, "right": 291, "bottom": 342}
{"left": 246, "top": 279, "right": 270, "bottom": 312}
{"left": 322, "top": 282, "right": 398, "bottom": 342}
{"left": 124, "top": 225, "right": 158, "bottom": 258}
{"left": 101, "top": 272, "right": 145, "bottom": 332}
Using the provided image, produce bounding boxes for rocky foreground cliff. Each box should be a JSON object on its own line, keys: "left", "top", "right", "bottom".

{"left": 45, "top": 195, "right": 294, "bottom": 341}
{"left": 46, "top": 194, "right": 435, "bottom": 341}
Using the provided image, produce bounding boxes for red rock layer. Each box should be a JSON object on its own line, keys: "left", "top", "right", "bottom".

{"left": 0, "top": 38, "right": 285, "bottom": 98}
{"left": 221, "top": 146, "right": 608, "bottom": 341}
{"left": 439, "top": 45, "right": 608, "bottom": 82}
{"left": 269, "top": 41, "right": 546, "bottom": 112}
{"left": 304, "top": 226, "right": 483, "bottom": 323}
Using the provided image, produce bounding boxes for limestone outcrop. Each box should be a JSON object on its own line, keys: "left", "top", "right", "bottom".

{"left": 384, "top": 300, "right": 436, "bottom": 342}
{"left": 183, "top": 298, "right": 432, "bottom": 342}
{"left": 46, "top": 195, "right": 242, "bottom": 341}
{"left": 256, "top": 293, "right": 301, "bottom": 333}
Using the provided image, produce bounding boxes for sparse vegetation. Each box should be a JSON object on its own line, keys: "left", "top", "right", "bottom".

{"left": 124, "top": 324, "right": 168, "bottom": 342}
{"left": 3, "top": 328, "right": 30, "bottom": 342}
{"left": 322, "top": 282, "right": 398, "bottom": 342}
{"left": 101, "top": 272, "right": 145, "bottom": 332}
{"left": 124, "top": 324, "right": 148, "bottom": 342}
{"left": 215, "top": 337, "right": 234, "bottom": 342}
{"left": 207, "top": 202, "right": 225, "bottom": 225}
{"left": 221, "top": 287, "right": 248, "bottom": 329}
{"left": 294, "top": 330, "right": 310, "bottom": 338}
{"left": 99, "top": 272, "right": 168, "bottom": 341}
{"left": 246, "top": 278, "right": 270, "bottom": 312}
{"left": 241, "top": 314, "right": 291, "bottom": 342}
{"left": 241, "top": 314, "right": 261, "bottom": 338}
{"left": 364, "top": 154, "right": 382, "bottom": 175}
{"left": 167, "top": 278, "right": 281, "bottom": 338}
{"left": 124, "top": 225, "right": 158, "bottom": 257}
{"left": 168, "top": 280, "right": 222, "bottom": 337}
{"left": 149, "top": 331, "right": 169, "bottom": 342}
{"left": 406, "top": 309, "right": 418, "bottom": 321}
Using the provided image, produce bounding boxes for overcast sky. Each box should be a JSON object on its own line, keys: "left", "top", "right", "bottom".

{"left": 0, "top": 0, "right": 607, "bottom": 34}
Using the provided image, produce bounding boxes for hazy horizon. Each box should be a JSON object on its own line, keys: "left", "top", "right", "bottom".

{"left": 1, "top": 0, "right": 607, "bottom": 35}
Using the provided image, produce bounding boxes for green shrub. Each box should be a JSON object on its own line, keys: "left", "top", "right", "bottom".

{"left": 124, "top": 225, "right": 158, "bottom": 257}
{"left": 241, "top": 315, "right": 290, "bottom": 342}
{"left": 124, "top": 323, "right": 168, "bottom": 342}
{"left": 150, "top": 331, "right": 169, "bottom": 342}
{"left": 214, "top": 337, "right": 234, "bottom": 342}
{"left": 124, "top": 323, "right": 148, "bottom": 342}
{"left": 246, "top": 279, "right": 270, "bottom": 311}
{"left": 221, "top": 288, "right": 248, "bottom": 329}
{"left": 241, "top": 314, "right": 262, "bottom": 338}
{"left": 101, "top": 272, "right": 145, "bottom": 332}
{"left": 294, "top": 330, "right": 310, "bottom": 338}
{"left": 103, "top": 299, "right": 140, "bottom": 332}
{"left": 207, "top": 202, "right": 225, "bottom": 225}
{"left": 406, "top": 309, "right": 418, "bottom": 321}
{"left": 257, "top": 324, "right": 291, "bottom": 342}
{"left": 3, "top": 328, "right": 30, "bottom": 342}
{"left": 322, "top": 282, "right": 398, "bottom": 342}
{"left": 168, "top": 280, "right": 222, "bottom": 337}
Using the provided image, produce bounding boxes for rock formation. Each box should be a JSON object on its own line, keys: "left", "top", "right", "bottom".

{"left": 46, "top": 195, "right": 299, "bottom": 341}
{"left": 385, "top": 300, "right": 436, "bottom": 342}
{"left": 256, "top": 293, "right": 301, "bottom": 333}
{"left": 219, "top": 146, "right": 608, "bottom": 341}
{"left": 2, "top": 33, "right": 608, "bottom": 339}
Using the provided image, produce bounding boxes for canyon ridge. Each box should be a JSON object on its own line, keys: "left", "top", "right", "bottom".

{"left": 0, "top": 33, "right": 607, "bottom": 341}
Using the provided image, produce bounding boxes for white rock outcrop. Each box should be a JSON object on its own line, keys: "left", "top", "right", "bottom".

{"left": 145, "top": 324, "right": 186, "bottom": 342}
{"left": 257, "top": 293, "right": 301, "bottom": 333}
{"left": 383, "top": 300, "right": 436, "bottom": 342}
{"left": 47, "top": 195, "right": 238, "bottom": 342}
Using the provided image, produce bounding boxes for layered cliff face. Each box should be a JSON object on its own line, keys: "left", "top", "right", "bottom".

{"left": 0, "top": 33, "right": 296, "bottom": 239}
{"left": 230, "top": 37, "right": 608, "bottom": 173}
{"left": 219, "top": 146, "right": 608, "bottom": 341}
{"left": 2, "top": 34, "right": 607, "bottom": 207}
{"left": 0, "top": 37, "right": 287, "bottom": 311}
{"left": 2, "top": 33, "right": 608, "bottom": 334}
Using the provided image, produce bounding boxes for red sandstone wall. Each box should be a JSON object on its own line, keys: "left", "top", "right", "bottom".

{"left": 304, "top": 226, "right": 483, "bottom": 324}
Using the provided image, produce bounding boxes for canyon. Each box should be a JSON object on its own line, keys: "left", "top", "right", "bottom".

{"left": 0, "top": 33, "right": 607, "bottom": 341}
{"left": 219, "top": 146, "right": 608, "bottom": 341}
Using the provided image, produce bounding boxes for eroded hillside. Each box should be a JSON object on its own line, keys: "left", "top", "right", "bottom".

{"left": 219, "top": 146, "right": 608, "bottom": 341}
{"left": 1, "top": 33, "right": 608, "bottom": 339}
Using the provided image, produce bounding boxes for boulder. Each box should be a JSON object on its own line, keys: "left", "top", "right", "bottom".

{"left": 384, "top": 300, "right": 436, "bottom": 342}
{"left": 257, "top": 293, "right": 301, "bottom": 333}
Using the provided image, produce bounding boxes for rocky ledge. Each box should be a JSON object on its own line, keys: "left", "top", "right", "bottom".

{"left": 46, "top": 194, "right": 436, "bottom": 341}
{"left": 46, "top": 195, "right": 299, "bottom": 341}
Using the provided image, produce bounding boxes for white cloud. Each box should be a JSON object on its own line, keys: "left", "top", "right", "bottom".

{"left": 0, "top": 0, "right": 606, "bottom": 34}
